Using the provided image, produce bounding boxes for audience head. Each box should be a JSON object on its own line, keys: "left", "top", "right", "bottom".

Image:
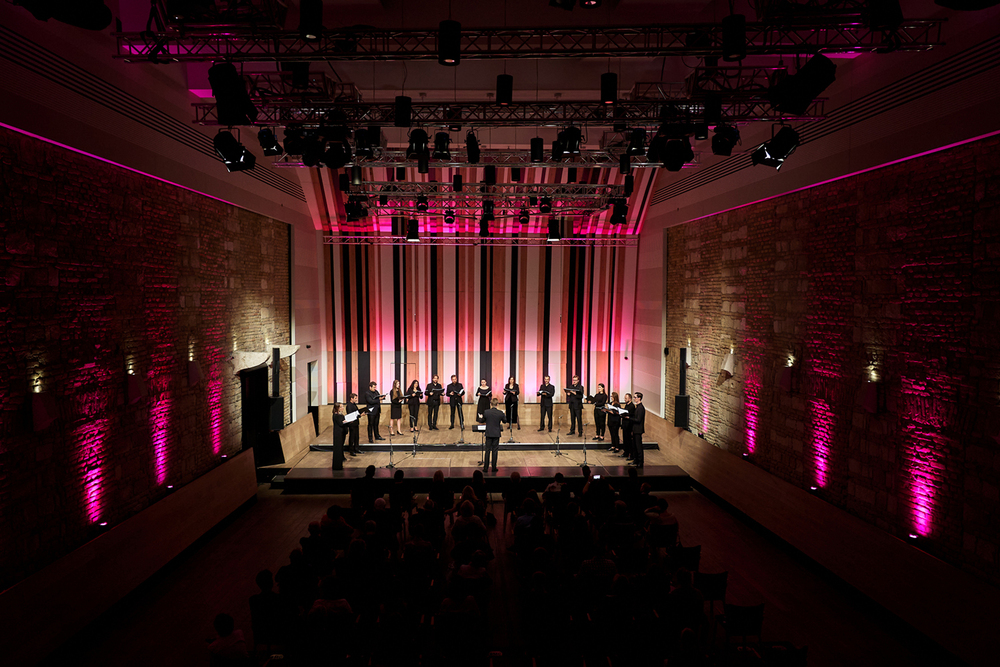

{"left": 433, "top": 470, "right": 444, "bottom": 483}
{"left": 365, "top": 465, "right": 376, "bottom": 478}
{"left": 628, "top": 466, "right": 638, "bottom": 480}
{"left": 308, "top": 521, "right": 321, "bottom": 536}
{"left": 459, "top": 500, "right": 474, "bottom": 518}
{"left": 471, "top": 550, "right": 488, "bottom": 569}
{"left": 255, "top": 569, "right": 273, "bottom": 592}
{"left": 510, "top": 471, "right": 521, "bottom": 483}
{"left": 582, "top": 465, "right": 591, "bottom": 479}
{"left": 394, "top": 469, "right": 404, "bottom": 481}
{"left": 472, "top": 469, "right": 484, "bottom": 484}
{"left": 326, "top": 505, "right": 342, "bottom": 520}
{"left": 554, "top": 472, "right": 564, "bottom": 482}
{"left": 374, "top": 497, "right": 387, "bottom": 511}
{"left": 461, "top": 484, "right": 476, "bottom": 500}
{"left": 213, "top": 613, "right": 235, "bottom": 638}
{"left": 674, "top": 567, "right": 693, "bottom": 588}
{"left": 289, "top": 548, "right": 303, "bottom": 564}
{"left": 657, "top": 498, "right": 670, "bottom": 510}
{"left": 640, "top": 482, "right": 652, "bottom": 494}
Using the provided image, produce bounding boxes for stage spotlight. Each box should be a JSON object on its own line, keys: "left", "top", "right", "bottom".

{"left": 512, "top": 167, "right": 522, "bottom": 182}
{"left": 722, "top": 14, "right": 746, "bottom": 62}
{"left": 321, "top": 142, "right": 351, "bottom": 168}
{"left": 626, "top": 128, "right": 646, "bottom": 156}
{"left": 867, "top": 0, "right": 904, "bottom": 31}
{"left": 214, "top": 131, "right": 256, "bottom": 172}
{"left": 610, "top": 198, "right": 628, "bottom": 224}
{"left": 407, "top": 129, "right": 429, "bottom": 159}
{"left": 16, "top": 0, "right": 113, "bottom": 30}
{"left": 547, "top": 217, "right": 562, "bottom": 242}
{"left": 406, "top": 218, "right": 420, "bottom": 243}
{"left": 379, "top": 191, "right": 388, "bottom": 206}
{"left": 712, "top": 124, "right": 740, "bottom": 156}
{"left": 549, "top": 0, "right": 575, "bottom": 10}
{"left": 601, "top": 72, "right": 618, "bottom": 105}
{"left": 299, "top": 0, "right": 324, "bottom": 40}
{"left": 394, "top": 95, "right": 412, "bottom": 128}
{"left": 694, "top": 123, "right": 709, "bottom": 140}
{"left": 444, "top": 209, "right": 457, "bottom": 224}
{"left": 479, "top": 216, "right": 492, "bottom": 238}
{"left": 396, "top": 166, "right": 407, "bottom": 181}
{"left": 433, "top": 132, "right": 452, "bottom": 159}
{"left": 559, "top": 126, "right": 582, "bottom": 154}
{"left": 567, "top": 167, "right": 577, "bottom": 183}
{"left": 552, "top": 139, "right": 565, "bottom": 162}
{"left": 496, "top": 74, "right": 514, "bottom": 106}
{"left": 530, "top": 137, "right": 545, "bottom": 162}
{"left": 483, "top": 199, "right": 495, "bottom": 216}
{"left": 539, "top": 196, "right": 552, "bottom": 214}
{"left": 416, "top": 195, "right": 429, "bottom": 212}
{"left": 767, "top": 54, "right": 837, "bottom": 116}
{"left": 518, "top": 208, "right": 530, "bottom": 224}
{"left": 438, "top": 20, "right": 462, "bottom": 66}
{"left": 663, "top": 137, "right": 694, "bottom": 171}
{"left": 704, "top": 94, "right": 723, "bottom": 125}
{"left": 351, "top": 165, "right": 363, "bottom": 186}
{"left": 257, "top": 127, "right": 282, "bottom": 156}
{"left": 624, "top": 174, "right": 634, "bottom": 196}
{"left": 581, "top": 0, "right": 602, "bottom": 6}
{"left": 466, "top": 132, "right": 481, "bottom": 163}
{"left": 529, "top": 196, "right": 538, "bottom": 206}
{"left": 484, "top": 165, "right": 497, "bottom": 185}
{"left": 751, "top": 126, "right": 799, "bottom": 170}
{"left": 453, "top": 174, "right": 463, "bottom": 192}
{"left": 620, "top": 153, "right": 631, "bottom": 175}
{"left": 209, "top": 63, "right": 258, "bottom": 126}
{"left": 355, "top": 126, "right": 378, "bottom": 158}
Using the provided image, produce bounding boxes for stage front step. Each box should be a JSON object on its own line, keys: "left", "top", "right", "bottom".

{"left": 310, "top": 439, "right": 660, "bottom": 453}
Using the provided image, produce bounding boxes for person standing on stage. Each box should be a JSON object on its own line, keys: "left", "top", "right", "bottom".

{"left": 631, "top": 392, "right": 646, "bottom": 468}
{"left": 406, "top": 380, "right": 423, "bottom": 432}
{"left": 426, "top": 374, "right": 443, "bottom": 430}
{"left": 365, "top": 381, "right": 385, "bottom": 442}
{"left": 389, "top": 379, "right": 404, "bottom": 436}
{"left": 503, "top": 376, "right": 520, "bottom": 430}
{"left": 447, "top": 374, "right": 466, "bottom": 429}
{"left": 566, "top": 375, "right": 584, "bottom": 436}
{"left": 537, "top": 375, "right": 555, "bottom": 432}
{"left": 622, "top": 393, "right": 635, "bottom": 461}
{"left": 346, "top": 392, "right": 361, "bottom": 456}
{"left": 331, "top": 403, "right": 347, "bottom": 470}
{"left": 482, "top": 397, "right": 508, "bottom": 473}
{"left": 590, "top": 383, "right": 608, "bottom": 441}
{"left": 607, "top": 391, "right": 622, "bottom": 453}
{"left": 476, "top": 379, "right": 492, "bottom": 421}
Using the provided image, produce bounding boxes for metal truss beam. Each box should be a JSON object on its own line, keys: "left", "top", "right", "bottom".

{"left": 117, "top": 20, "right": 943, "bottom": 62}
{"left": 348, "top": 181, "right": 623, "bottom": 197}
{"left": 245, "top": 73, "right": 362, "bottom": 103}
{"left": 271, "top": 150, "right": 693, "bottom": 169}
{"left": 193, "top": 99, "right": 824, "bottom": 127}
{"left": 324, "top": 235, "right": 638, "bottom": 247}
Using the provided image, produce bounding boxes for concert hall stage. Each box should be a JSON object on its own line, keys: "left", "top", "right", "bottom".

{"left": 264, "top": 425, "right": 689, "bottom": 494}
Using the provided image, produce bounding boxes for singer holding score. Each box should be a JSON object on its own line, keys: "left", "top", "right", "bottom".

{"left": 537, "top": 375, "right": 555, "bottom": 432}
{"left": 503, "top": 376, "right": 520, "bottom": 430}
{"left": 565, "top": 375, "right": 584, "bottom": 436}
{"left": 476, "top": 379, "right": 492, "bottom": 421}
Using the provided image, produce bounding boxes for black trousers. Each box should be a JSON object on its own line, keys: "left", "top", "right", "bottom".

{"left": 450, "top": 402, "right": 465, "bottom": 428}
{"left": 348, "top": 423, "right": 360, "bottom": 453}
{"left": 332, "top": 432, "right": 346, "bottom": 470}
{"left": 539, "top": 403, "right": 553, "bottom": 430}
{"left": 569, "top": 405, "right": 583, "bottom": 434}
{"left": 408, "top": 404, "right": 420, "bottom": 427}
{"left": 427, "top": 401, "right": 440, "bottom": 428}
{"left": 367, "top": 412, "right": 381, "bottom": 440}
{"left": 622, "top": 422, "right": 633, "bottom": 457}
{"left": 632, "top": 431, "right": 644, "bottom": 465}
{"left": 608, "top": 422, "right": 620, "bottom": 450}
{"left": 505, "top": 401, "right": 519, "bottom": 425}
{"left": 594, "top": 409, "right": 606, "bottom": 437}
{"left": 485, "top": 436, "right": 500, "bottom": 470}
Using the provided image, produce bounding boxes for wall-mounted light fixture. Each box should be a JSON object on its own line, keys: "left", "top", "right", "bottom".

{"left": 721, "top": 346, "right": 735, "bottom": 379}
{"left": 779, "top": 352, "right": 797, "bottom": 393}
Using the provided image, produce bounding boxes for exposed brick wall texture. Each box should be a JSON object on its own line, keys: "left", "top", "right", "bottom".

{"left": 662, "top": 135, "right": 1000, "bottom": 585}
{"left": 0, "top": 128, "right": 291, "bottom": 590}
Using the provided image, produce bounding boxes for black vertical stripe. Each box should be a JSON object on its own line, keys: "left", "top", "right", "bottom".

{"left": 585, "top": 246, "right": 595, "bottom": 388}
{"left": 392, "top": 245, "right": 402, "bottom": 381}
{"left": 430, "top": 246, "right": 438, "bottom": 377}
{"left": 455, "top": 249, "right": 461, "bottom": 374}
{"left": 566, "top": 247, "right": 577, "bottom": 380}
{"left": 542, "top": 246, "right": 552, "bottom": 376}
{"left": 330, "top": 245, "right": 338, "bottom": 397}
{"left": 575, "top": 248, "right": 586, "bottom": 378}
{"left": 479, "top": 245, "right": 491, "bottom": 386}
{"left": 341, "top": 245, "right": 353, "bottom": 400}
{"left": 359, "top": 247, "right": 371, "bottom": 393}
{"left": 509, "top": 247, "right": 519, "bottom": 377}
{"left": 607, "top": 247, "right": 617, "bottom": 391}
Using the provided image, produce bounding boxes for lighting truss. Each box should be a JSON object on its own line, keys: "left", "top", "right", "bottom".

{"left": 193, "top": 99, "right": 824, "bottom": 127}
{"left": 680, "top": 67, "right": 790, "bottom": 96}
{"left": 270, "top": 149, "right": 699, "bottom": 169}
{"left": 117, "top": 20, "right": 943, "bottom": 62}
{"left": 354, "top": 181, "right": 623, "bottom": 198}
{"left": 323, "top": 235, "right": 639, "bottom": 247}
{"left": 153, "top": 0, "right": 286, "bottom": 32}
{"left": 245, "top": 73, "right": 363, "bottom": 103}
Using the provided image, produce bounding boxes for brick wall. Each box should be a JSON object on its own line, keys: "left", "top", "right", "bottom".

{"left": 659, "top": 134, "right": 1000, "bottom": 584}
{"left": 0, "top": 128, "right": 290, "bottom": 590}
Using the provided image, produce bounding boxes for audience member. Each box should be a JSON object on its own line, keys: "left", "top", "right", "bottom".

{"left": 208, "top": 613, "right": 249, "bottom": 667}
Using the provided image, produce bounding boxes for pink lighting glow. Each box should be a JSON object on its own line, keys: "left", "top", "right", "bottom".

{"left": 208, "top": 371, "right": 224, "bottom": 455}
{"left": 74, "top": 419, "right": 110, "bottom": 524}
{"left": 700, "top": 353, "right": 710, "bottom": 436}
{"left": 809, "top": 398, "right": 834, "bottom": 488}
{"left": 150, "top": 395, "right": 173, "bottom": 485}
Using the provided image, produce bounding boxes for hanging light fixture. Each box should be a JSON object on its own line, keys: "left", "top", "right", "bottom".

{"left": 407, "top": 129, "right": 429, "bottom": 158}
{"left": 600, "top": 72, "right": 618, "bottom": 105}
{"left": 496, "top": 74, "right": 513, "bottom": 106}
{"left": 406, "top": 218, "right": 420, "bottom": 243}
{"left": 465, "top": 131, "right": 481, "bottom": 163}
{"left": 530, "top": 137, "right": 544, "bottom": 163}
{"left": 438, "top": 20, "right": 462, "bottom": 66}
{"left": 433, "top": 132, "right": 451, "bottom": 159}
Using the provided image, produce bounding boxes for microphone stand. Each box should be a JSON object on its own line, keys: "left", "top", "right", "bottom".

{"left": 581, "top": 419, "right": 589, "bottom": 468}
{"left": 553, "top": 415, "right": 563, "bottom": 458}
{"left": 385, "top": 427, "right": 396, "bottom": 469}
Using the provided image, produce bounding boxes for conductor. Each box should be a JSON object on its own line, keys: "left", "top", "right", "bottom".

{"left": 482, "top": 397, "right": 508, "bottom": 474}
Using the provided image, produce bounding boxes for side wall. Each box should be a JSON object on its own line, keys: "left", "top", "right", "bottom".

{"left": 0, "top": 128, "right": 291, "bottom": 590}
{"left": 648, "top": 134, "right": 1000, "bottom": 585}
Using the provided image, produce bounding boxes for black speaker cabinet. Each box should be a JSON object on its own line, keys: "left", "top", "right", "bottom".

{"left": 674, "top": 395, "right": 690, "bottom": 429}
{"left": 268, "top": 396, "right": 285, "bottom": 431}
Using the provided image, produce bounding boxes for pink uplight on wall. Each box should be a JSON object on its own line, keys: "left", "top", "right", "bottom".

{"left": 151, "top": 395, "right": 172, "bottom": 485}
{"left": 743, "top": 364, "right": 760, "bottom": 454}
{"left": 208, "top": 372, "right": 224, "bottom": 455}
{"left": 809, "top": 398, "right": 834, "bottom": 488}
{"left": 74, "top": 419, "right": 110, "bottom": 524}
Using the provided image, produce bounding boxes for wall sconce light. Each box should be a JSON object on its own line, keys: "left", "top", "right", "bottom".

{"left": 188, "top": 360, "right": 204, "bottom": 387}
{"left": 779, "top": 353, "right": 797, "bottom": 393}
{"left": 685, "top": 339, "right": 694, "bottom": 369}
{"left": 721, "top": 348, "right": 735, "bottom": 379}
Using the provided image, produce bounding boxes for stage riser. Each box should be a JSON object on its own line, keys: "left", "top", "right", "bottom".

{"left": 320, "top": 403, "right": 626, "bottom": 432}
{"left": 310, "top": 441, "right": 660, "bottom": 453}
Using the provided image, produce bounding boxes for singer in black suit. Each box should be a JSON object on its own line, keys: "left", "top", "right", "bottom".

{"left": 331, "top": 403, "right": 347, "bottom": 470}
{"left": 346, "top": 393, "right": 361, "bottom": 456}
{"left": 537, "top": 376, "right": 555, "bottom": 432}
{"left": 503, "top": 377, "right": 520, "bottom": 430}
{"left": 426, "top": 374, "right": 443, "bottom": 430}
{"left": 622, "top": 393, "right": 635, "bottom": 460}
{"left": 566, "top": 375, "right": 584, "bottom": 436}
{"left": 482, "top": 397, "right": 508, "bottom": 473}
{"left": 447, "top": 375, "right": 465, "bottom": 429}
{"left": 365, "top": 382, "right": 384, "bottom": 442}
{"left": 631, "top": 392, "right": 646, "bottom": 468}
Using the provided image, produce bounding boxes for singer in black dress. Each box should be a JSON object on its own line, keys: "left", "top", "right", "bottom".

{"left": 591, "top": 383, "right": 608, "bottom": 441}
{"left": 607, "top": 391, "right": 622, "bottom": 453}
{"left": 503, "top": 377, "right": 520, "bottom": 430}
{"left": 476, "top": 380, "right": 492, "bottom": 421}
{"left": 389, "top": 380, "right": 404, "bottom": 436}
{"left": 406, "top": 380, "right": 423, "bottom": 432}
